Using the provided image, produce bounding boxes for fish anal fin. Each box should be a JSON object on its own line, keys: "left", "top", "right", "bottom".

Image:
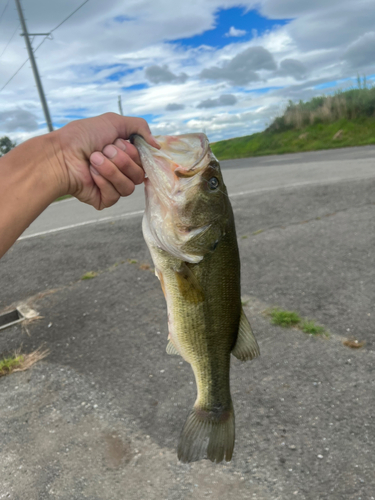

{"left": 232, "top": 307, "right": 260, "bottom": 361}
{"left": 174, "top": 262, "right": 205, "bottom": 303}
{"left": 166, "top": 340, "right": 181, "bottom": 356}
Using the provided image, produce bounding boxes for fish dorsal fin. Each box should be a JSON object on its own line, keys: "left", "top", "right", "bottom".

{"left": 166, "top": 340, "right": 181, "bottom": 356}
{"left": 174, "top": 262, "right": 205, "bottom": 303}
{"left": 232, "top": 307, "right": 260, "bottom": 361}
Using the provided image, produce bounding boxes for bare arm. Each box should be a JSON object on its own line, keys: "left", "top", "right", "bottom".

{"left": 0, "top": 113, "right": 159, "bottom": 259}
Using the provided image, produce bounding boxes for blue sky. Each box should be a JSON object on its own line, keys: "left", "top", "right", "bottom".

{"left": 0, "top": 0, "right": 374, "bottom": 143}
{"left": 171, "top": 7, "right": 290, "bottom": 49}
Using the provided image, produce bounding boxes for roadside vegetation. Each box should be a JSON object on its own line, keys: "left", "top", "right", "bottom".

{"left": 266, "top": 307, "right": 329, "bottom": 337}
{"left": 0, "top": 136, "right": 16, "bottom": 157}
{"left": 212, "top": 77, "right": 375, "bottom": 160}
{"left": 0, "top": 348, "right": 49, "bottom": 378}
{"left": 80, "top": 271, "right": 99, "bottom": 280}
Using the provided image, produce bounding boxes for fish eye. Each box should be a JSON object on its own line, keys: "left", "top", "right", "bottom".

{"left": 208, "top": 177, "right": 219, "bottom": 190}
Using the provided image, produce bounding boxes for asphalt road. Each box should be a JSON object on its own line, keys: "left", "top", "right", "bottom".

{"left": 20, "top": 145, "right": 375, "bottom": 240}
{"left": 1, "top": 146, "right": 374, "bottom": 500}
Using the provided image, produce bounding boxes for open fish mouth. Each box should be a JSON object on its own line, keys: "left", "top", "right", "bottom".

{"left": 130, "top": 133, "right": 209, "bottom": 195}
{"left": 131, "top": 132, "right": 225, "bottom": 264}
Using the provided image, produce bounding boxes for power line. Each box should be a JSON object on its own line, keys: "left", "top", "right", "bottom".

{"left": 0, "top": 0, "right": 90, "bottom": 93}
{"left": 0, "top": 0, "right": 10, "bottom": 27}
{"left": 0, "top": 22, "right": 20, "bottom": 59}
{"left": 50, "top": 0, "right": 90, "bottom": 33}
{"left": 0, "top": 36, "right": 46, "bottom": 92}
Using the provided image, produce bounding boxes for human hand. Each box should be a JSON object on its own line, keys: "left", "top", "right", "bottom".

{"left": 53, "top": 113, "right": 159, "bottom": 210}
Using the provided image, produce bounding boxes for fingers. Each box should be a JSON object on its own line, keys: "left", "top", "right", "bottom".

{"left": 57, "top": 112, "right": 159, "bottom": 211}
{"left": 104, "top": 143, "right": 144, "bottom": 184}
{"left": 90, "top": 146, "right": 139, "bottom": 197}
{"left": 89, "top": 166, "right": 121, "bottom": 209}
{"left": 113, "top": 138, "right": 142, "bottom": 166}
{"left": 88, "top": 137, "right": 148, "bottom": 209}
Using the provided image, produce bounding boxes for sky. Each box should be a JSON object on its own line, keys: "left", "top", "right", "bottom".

{"left": 0, "top": 0, "right": 375, "bottom": 144}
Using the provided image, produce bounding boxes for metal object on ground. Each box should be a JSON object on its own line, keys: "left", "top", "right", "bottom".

{"left": 0, "top": 305, "right": 39, "bottom": 331}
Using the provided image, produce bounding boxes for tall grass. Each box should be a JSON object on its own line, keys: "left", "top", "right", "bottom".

{"left": 268, "top": 77, "right": 375, "bottom": 132}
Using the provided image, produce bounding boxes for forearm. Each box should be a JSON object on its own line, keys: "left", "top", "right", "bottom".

{"left": 0, "top": 113, "right": 157, "bottom": 259}
{"left": 0, "top": 132, "right": 66, "bottom": 258}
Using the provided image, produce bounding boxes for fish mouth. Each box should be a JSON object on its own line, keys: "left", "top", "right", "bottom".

{"left": 130, "top": 133, "right": 209, "bottom": 183}
{"left": 132, "top": 133, "right": 213, "bottom": 264}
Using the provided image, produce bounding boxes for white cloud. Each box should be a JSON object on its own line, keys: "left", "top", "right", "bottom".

{"left": 145, "top": 65, "right": 188, "bottom": 84}
{"left": 200, "top": 46, "right": 277, "bottom": 85}
{"left": 342, "top": 32, "right": 375, "bottom": 69}
{"left": 0, "top": 109, "right": 39, "bottom": 133}
{"left": 277, "top": 58, "right": 308, "bottom": 80}
{"left": 0, "top": 0, "right": 374, "bottom": 144}
{"left": 165, "top": 103, "right": 185, "bottom": 111}
{"left": 197, "top": 94, "right": 237, "bottom": 108}
{"left": 225, "top": 26, "right": 247, "bottom": 37}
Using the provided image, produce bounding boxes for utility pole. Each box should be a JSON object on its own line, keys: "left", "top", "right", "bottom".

{"left": 118, "top": 95, "right": 123, "bottom": 116}
{"left": 15, "top": 0, "right": 54, "bottom": 132}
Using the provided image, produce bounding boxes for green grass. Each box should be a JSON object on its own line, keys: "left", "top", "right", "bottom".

{"left": 0, "top": 348, "right": 49, "bottom": 378}
{"left": 211, "top": 116, "right": 375, "bottom": 160}
{"left": 0, "top": 354, "right": 24, "bottom": 375}
{"left": 268, "top": 308, "right": 301, "bottom": 327}
{"left": 211, "top": 83, "right": 375, "bottom": 160}
{"left": 266, "top": 307, "right": 328, "bottom": 336}
{"left": 300, "top": 320, "right": 327, "bottom": 336}
{"left": 80, "top": 271, "right": 98, "bottom": 280}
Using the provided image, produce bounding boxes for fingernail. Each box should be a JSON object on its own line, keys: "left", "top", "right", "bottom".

{"left": 91, "top": 152, "right": 104, "bottom": 166}
{"left": 115, "top": 139, "right": 127, "bottom": 151}
{"left": 90, "top": 165, "right": 100, "bottom": 176}
{"left": 103, "top": 144, "right": 117, "bottom": 159}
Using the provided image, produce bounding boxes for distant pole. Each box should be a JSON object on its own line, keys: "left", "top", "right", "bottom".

{"left": 118, "top": 95, "right": 123, "bottom": 116}
{"left": 15, "top": 0, "right": 54, "bottom": 132}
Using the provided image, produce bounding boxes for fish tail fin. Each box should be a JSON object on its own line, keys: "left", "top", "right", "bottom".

{"left": 177, "top": 404, "right": 235, "bottom": 463}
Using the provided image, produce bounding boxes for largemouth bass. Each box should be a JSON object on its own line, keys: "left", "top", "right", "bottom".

{"left": 131, "top": 133, "right": 260, "bottom": 463}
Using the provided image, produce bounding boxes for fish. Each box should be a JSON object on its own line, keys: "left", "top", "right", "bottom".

{"left": 131, "top": 133, "right": 260, "bottom": 463}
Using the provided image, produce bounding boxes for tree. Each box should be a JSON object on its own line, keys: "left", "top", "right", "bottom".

{"left": 0, "top": 136, "right": 16, "bottom": 157}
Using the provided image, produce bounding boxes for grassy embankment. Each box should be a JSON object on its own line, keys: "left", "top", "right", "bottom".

{"left": 211, "top": 81, "right": 375, "bottom": 160}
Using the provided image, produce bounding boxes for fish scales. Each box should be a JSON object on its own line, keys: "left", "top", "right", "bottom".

{"left": 132, "top": 132, "right": 260, "bottom": 463}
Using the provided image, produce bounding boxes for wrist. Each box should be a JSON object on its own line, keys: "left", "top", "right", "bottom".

{"left": 43, "top": 130, "right": 71, "bottom": 198}
{"left": 6, "top": 132, "right": 69, "bottom": 201}
{"left": 0, "top": 132, "right": 69, "bottom": 258}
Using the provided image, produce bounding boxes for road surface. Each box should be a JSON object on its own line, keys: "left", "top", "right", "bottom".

{"left": 1, "top": 146, "right": 374, "bottom": 500}
{"left": 20, "top": 145, "right": 375, "bottom": 239}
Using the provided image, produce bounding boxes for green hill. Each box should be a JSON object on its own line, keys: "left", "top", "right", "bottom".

{"left": 211, "top": 80, "right": 375, "bottom": 161}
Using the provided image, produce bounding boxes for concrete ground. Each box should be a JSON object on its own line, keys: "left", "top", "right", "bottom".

{"left": 0, "top": 148, "right": 374, "bottom": 500}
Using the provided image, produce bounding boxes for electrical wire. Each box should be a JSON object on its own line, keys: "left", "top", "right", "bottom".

{"left": 0, "top": 36, "right": 47, "bottom": 92}
{"left": 0, "top": 23, "right": 20, "bottom": 59}
{"left": 0, "top": 0, "right": 10, "bottom": 28}
{"left": 0, "top": 0, "right": 90, "bottom": 93}
{"left": 50, "top": 0, "right": 90, "bottom": 33}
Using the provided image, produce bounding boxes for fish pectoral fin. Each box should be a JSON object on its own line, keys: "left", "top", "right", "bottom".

{"left": 232, "top": 307, "right": 260, "bottom": 361}
{"left": 173, "top": 262, "right": 205, "bottom": 303}
{"left": 166, "top": 340, "right": 181, "bottom": 356}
